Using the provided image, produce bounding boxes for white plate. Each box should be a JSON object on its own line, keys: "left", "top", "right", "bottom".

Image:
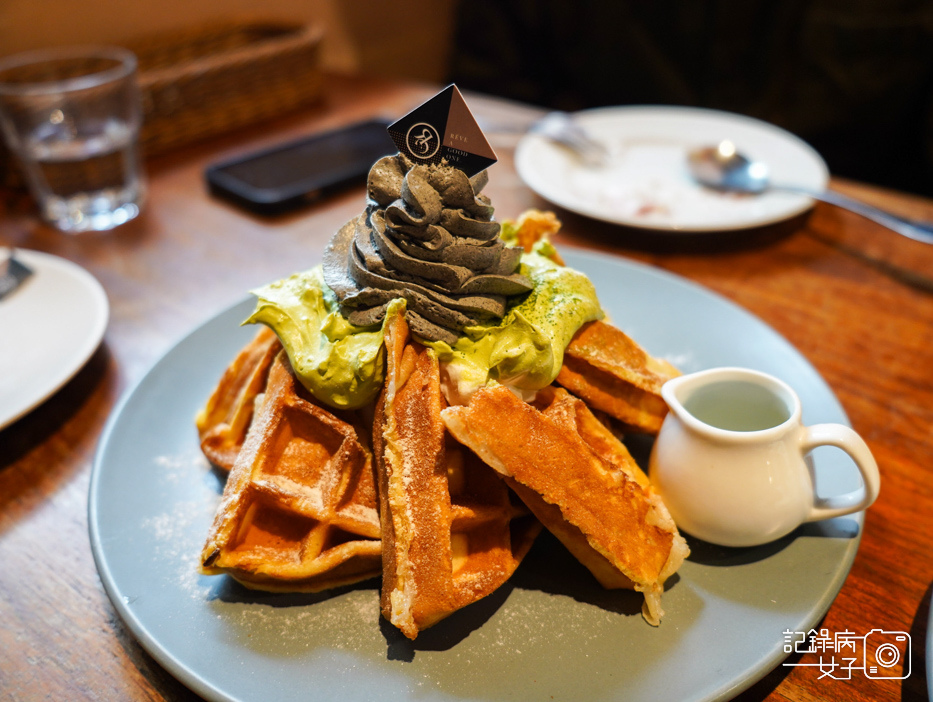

{"left": 515, "top": 106, "right": 829, "bottom": 232}
{"left": 89, "top": 250, "right": 863, "bottom": 702}
{"left": 0, "top": 249, "right": 108, "bottom": 429}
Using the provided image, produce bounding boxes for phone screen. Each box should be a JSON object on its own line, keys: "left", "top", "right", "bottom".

{"left": 206, "top": 119, "right": 396, "bottom": 214}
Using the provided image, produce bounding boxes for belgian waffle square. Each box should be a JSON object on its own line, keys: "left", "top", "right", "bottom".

{"left": 196, "top": 326, "right": 281, "bottom": 471}
{"left": 200, "top": 351, "right": 382, "bottom": 592}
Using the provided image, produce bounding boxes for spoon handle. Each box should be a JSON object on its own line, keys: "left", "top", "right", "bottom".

{"left": 530, "top": 112, "right": 608, "bottom": 167}
{"left": 779, "top": 185, "right": 933, "bottom": 244}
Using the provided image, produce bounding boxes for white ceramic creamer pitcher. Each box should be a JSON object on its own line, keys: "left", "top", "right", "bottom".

{"left": 649, "top": 367, "right": 880, "bottom": 547}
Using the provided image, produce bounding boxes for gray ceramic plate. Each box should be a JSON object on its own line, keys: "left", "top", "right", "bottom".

{"left": 89, "top": 249, "right": 863, "bottom": 702}
{"left": 927, "top": 590, "right": 932, "bottom": 701}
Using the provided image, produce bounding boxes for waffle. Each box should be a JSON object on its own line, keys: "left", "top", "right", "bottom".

{"left": 534, "top": 386, "right": 652, "bottom": 491}
{"left": 199, "top": 350, "right": 382, "bottom": 592}
{"left": 503, "top": 209, "right": 565, "bottom": 264}
{"left": 442, "top": 384, "right": 688, "bottom": 625}
{"left": 557, "top": 319, "right": 680, "bottom": 434}
{"left": 374, "top": 305, "right": 541, "bottom": 639}
{"left": 196, "top": 326, "right": 281, "bottom": 471}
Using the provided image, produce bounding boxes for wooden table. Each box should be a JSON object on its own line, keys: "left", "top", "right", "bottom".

{"left": 1, "top": 73, "right": 930, "bottom": 702}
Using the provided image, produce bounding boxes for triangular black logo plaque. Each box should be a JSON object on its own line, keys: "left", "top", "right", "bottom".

{"left": 387, "top": 84, "right": 497, "bottom": 177}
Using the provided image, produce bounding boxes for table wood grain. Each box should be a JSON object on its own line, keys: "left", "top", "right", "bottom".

{"left": 1, "top": 73, "right": 930, "bottom": 702}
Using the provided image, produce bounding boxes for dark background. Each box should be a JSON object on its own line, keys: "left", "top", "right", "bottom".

{"left": 448, "top": 0, "right": 933, "bottom": 196}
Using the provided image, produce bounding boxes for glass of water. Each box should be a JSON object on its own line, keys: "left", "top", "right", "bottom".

{"left": 0, "top": 46, "right": 146, "bottom": 233}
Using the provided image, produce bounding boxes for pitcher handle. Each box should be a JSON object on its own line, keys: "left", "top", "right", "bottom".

{"left": 800, "top": 423, "right": 881, "bottom": 521}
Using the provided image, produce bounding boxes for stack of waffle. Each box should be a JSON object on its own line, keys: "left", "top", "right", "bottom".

{"left": 195, "top": 214, "right": 688, "bottom": 639}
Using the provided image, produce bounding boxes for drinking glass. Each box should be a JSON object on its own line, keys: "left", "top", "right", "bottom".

{"left": 0, "top": 45, "right": 146, "bottom": 233}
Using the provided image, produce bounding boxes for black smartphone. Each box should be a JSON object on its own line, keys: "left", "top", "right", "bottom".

{"left": 205, "top": 119, "right": 396, "bottom": 215}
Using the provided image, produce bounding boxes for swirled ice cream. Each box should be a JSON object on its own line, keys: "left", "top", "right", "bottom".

{"left": 246, "top": 152, "right": 603, "bottom": 410}
{"left": 322, "top": 153, "right": 533, "bottom": 345}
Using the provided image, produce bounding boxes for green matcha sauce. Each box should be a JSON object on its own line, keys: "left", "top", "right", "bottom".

{"left": 245, "top": 252, "right": 603, "bottom": 409}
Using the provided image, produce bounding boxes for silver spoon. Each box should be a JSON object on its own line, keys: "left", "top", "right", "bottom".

{"left": 688, "top": 140, "right": 933, "bottom": 244}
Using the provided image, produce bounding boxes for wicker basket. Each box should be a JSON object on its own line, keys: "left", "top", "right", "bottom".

{"left": 0, "top": 21, "right": 324, "bottom": 187}
{"left": 132, "top": 21, "right": 324, "bottom": 155}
